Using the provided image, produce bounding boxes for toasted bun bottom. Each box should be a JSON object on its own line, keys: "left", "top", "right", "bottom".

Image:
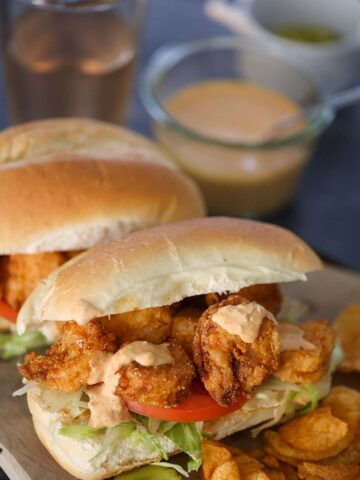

{"left": 26, "top": 374, "right": 330, "bottom": 480}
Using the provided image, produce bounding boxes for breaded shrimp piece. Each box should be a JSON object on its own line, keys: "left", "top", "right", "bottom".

{"left": 205, "top": 284, "right": 282, "bottom": 316}
{"left": 170, "top": 307, "right": 202, "bottom": 355}
{"left": 194, "top": 295, "right": 280, "bottom": 407}
{"left": 19, "top": 320, "right": 117, "bottom": 392}
{"left": 1, "top": 252, "right": 67, "bottom": 309}
{"left": 116, "top": 342, "right": 195, "bottom": 407}
{"left": 275, "top": 319, "right": 335, "bottom": 384}
{"left": 101, "top": 306, "right": 172, "bottom": 344}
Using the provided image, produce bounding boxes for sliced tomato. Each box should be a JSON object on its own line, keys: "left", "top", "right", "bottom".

{"left": 125, "top": 382, "right": 246, "bottom": 422}
{"left": 0, "top": 300, "right": 18, "bottom": 324}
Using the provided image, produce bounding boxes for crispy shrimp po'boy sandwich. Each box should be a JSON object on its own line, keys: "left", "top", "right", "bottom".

{"left": 0, "top": 119, "right": 205, "bottom": 357}
{"left": 16, "top": 217, "right": 336, "bottom": 479}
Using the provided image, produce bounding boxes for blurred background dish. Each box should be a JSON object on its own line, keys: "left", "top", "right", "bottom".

{"left": 205, "top": 0, "right": 360, "bottom": 93}
{"left": 142, "top": 37, "right": 333, "bottom": 216}
{"left": 0, "top": 0, "right": 359, "bottom": 273}
{"left": 0, "top": 0, "right": 147, "bottom": 124}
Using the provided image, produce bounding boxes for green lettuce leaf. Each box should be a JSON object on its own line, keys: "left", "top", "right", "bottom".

{"left": 59, "top": 425, "right": 105, "bottom": 439}
{"left": 164, "top": 422, "right": 203, "bottom": 472}
{"left": 0, "top": 331, "right": 48, "bottom": 360}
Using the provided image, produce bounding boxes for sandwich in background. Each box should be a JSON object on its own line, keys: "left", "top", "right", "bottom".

{"left": 0, "top": 118, "right": 205, "bottom": 357}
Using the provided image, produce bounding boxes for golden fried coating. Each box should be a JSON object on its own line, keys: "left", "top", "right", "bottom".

{"left": 19, "top": 320, "right": 117, "bottom": 391}
{"left": 1, "top": 252, "right": 67, "bottom": 309}
{"left": 205, "top": 284, "right": 282, "bottom": 316}
{"left": 115, "top": 341, "right": 195, "bottom": 407}
{"left": 170, "top": 307, "right": 202, "bottom": 355}
{"left": 275, "top": 319, "right": 335, "bottom": 384}
{"left": 193, "top": 295, "right": 280, "bottom": 407}
{"left": 101, "top": 306, "right": 172, "bottom": 344}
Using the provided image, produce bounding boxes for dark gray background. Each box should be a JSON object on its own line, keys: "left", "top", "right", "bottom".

{"left": 0, "top": 1, "right": 359, "bottom": 478}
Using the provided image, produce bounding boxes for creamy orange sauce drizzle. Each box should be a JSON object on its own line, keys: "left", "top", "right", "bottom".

{"left": 278, "top": 323, "right": 316, "bottom": 352}
{"left": 87, "top": 341, "right": 174, "bottom": 428}
{"left": 212, "top": 302, "right": 276, "bottom": 343}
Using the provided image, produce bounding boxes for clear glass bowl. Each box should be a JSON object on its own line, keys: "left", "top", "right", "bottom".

{"left": 141, "top": 36, "right": 334, "bottom": 217}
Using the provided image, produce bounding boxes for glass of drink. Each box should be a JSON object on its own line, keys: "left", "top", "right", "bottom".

{"left": 0, "top": 0, "right": 147, "bottom": 124}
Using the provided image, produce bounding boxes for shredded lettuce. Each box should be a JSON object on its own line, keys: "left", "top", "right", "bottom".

{"left": 114, "top": 465, "right": 182, "bottom": 480}
{"left": 250, "top": 374, "right": 331, "bottom": 436}
{"left": 59, "top": 425, "right": 106, "bottom": 439}
{"left": 13, "top": 381, "right": 36, "bottom": 397}
{"left": 164, "top": 422, "right": 203, "bottom": 472}
{"left": 151, "top": 462, "right": 189, "bottom": 478}
{"left": 0, "top": 330, "right": 48, "bottom": 360}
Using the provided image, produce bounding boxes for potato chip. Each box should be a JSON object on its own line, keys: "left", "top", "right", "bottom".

{"left": 262, "top": 455, "right": 280, "bottom": 469}
{"left": 201, "top": 440, "right": 232, "bottom": 480}
{"left": 212, "top": 459, "right": 240, "bottom": 480}
{"left": 333, "top": 304, "right": 360, "bottom": 372}
{"left": 321, "top": 441, "right": 360, "bottom": 465}
{"left": 264, "top": 426, "right": 353, "bottom": 465}
{"left": 243, "top": 473, "right": 270, "bottom": 480}
{"left": 321, "top": 386, "right": 360, "bottom": 428}
{"left": 298, "top": 462, "right": 360, "bottom": 480}
{"left": 278, "top": 407, "right": 349, "bottom": 452}
{"left": 247, "top": 449, "right": 266, "bottom": 460}
{"left": 233, "top": 450, "right": 265, "bottom": 477}
{"left": 265, "top": 473, "right": 286, "bottom": 480}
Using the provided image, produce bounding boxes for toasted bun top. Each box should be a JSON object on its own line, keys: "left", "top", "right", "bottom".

{"left": 0, "top": 156, "right": 205, "bottom": 254}
{"left": 18, "top": 217, "right": 322, "bottom": 333}
{"left": 0, "top": 118, "right": 173, "bottom": 168}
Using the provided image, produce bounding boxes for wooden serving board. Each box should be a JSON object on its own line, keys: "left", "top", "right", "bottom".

{"left": 1, "top": 265, "right": 360, "bottom": 480}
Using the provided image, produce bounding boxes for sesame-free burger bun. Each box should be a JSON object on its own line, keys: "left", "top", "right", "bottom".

{"left": 18, "top": 217, "right": 322, "bottom": 334}
{"left": 0, "top": 117, "right": 174, "bottom": 167}
{"left": 0, "top": 157, "right": 205, "bottom": 255}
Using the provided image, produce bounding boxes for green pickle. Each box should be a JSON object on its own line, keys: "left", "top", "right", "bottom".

{"left": 114, "top": 465, "right": 182, "bottom": 480}
{"left": 270, "top": 24, "right": 340, "bottom": 44}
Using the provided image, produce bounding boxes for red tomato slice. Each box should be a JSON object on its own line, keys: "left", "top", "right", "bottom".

{"left": 0, "top": 301, "right": 18, "bottom": 324}
{"left": 125, "top": 382, "right": 246, "bottom": 422}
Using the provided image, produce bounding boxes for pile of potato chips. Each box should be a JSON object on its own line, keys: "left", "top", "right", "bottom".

{"left": 201, "top": 385, "right": 360, "bottom": 480}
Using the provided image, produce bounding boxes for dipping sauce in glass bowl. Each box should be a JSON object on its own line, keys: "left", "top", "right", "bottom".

{"left": 142, "top": 37, "right": 334, "bottom": 217}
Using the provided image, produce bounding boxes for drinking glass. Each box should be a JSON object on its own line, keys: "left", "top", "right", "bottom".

{"left": 0, "top": 0, "right": 147, "bottom": 124}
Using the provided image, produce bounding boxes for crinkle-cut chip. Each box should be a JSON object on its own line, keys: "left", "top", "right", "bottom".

{"left": 298, "top": 462, "right": 360, "bottom": 480}
{"left": 333, "top": 304, "right": 360, "bottom": 373}
{"left": 278, "top": 407, "right": 349, "bottom": 452}
{"left": 212, "top": 459, "right": 240, "bottom": 480}
{"left": 201, "top": 440, "right": 232, "bottom": 480}
{"left": 321, "top": 386, "right": 360, "bottom": 429}
{"left": 264, "top": 427, "right": 354, "bottom": 465}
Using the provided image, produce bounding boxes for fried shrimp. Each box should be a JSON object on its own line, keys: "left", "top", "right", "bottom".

{"left": 115, "top": 342, "right": 195, "bottom": 407}
{"left": 101, "top": 306, "right": 172, "bottom": 344}
{"left": 193, "top": 295, "right": 280, "bottom": 407}
{"left": 170, "top": 307, "right": 202, "bottom": 355}
{"left": 275, "top": 319, "right": 335, "bottom": 384}
{"left": 19, "top": 320, "right": 117, "bottom": 391}
{"left": 1, "top": 252, "right": 67, "bottom": 309}
{"left": 205, "top": 283, "right": 282, "bottom": 316}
